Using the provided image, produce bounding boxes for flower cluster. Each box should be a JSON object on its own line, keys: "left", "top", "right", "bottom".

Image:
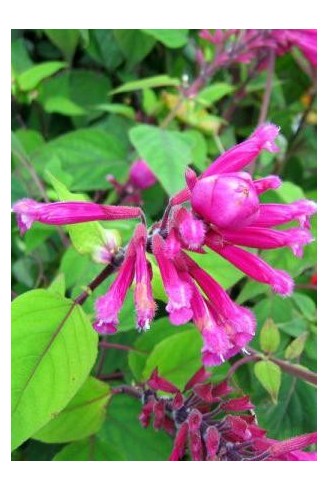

{"left": 198, "top": 29, "right": 317, "bottom": 69}
{"left": 13, "top": 123, "right": 316, "bottom": 366}
{"left": 137, "top": 368, "right": 317, "bottom": 461}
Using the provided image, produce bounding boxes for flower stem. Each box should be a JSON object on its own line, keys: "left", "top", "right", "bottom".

{"left": 74, "top": 262, "right": 119, "bottom": 306}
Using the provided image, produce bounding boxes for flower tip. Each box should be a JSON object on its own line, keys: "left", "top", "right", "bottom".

{"left": 185, "top": 167, "right": 198, "bottom": 190}
{"left": 12, "top": 198, "right": 39, "bottom": 234}
{"left": 272, "top": 270, "right": 294, "bottom": 297}
{"left": 253, "top": 123, "right": 280, "bottom": 153}
{"left": 93, "top": 319, "right": 118, "bottom": 335}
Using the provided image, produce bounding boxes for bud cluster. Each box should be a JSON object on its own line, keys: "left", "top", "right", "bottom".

{"left": 138, "top": 368, "right": 316, "bottom": 461}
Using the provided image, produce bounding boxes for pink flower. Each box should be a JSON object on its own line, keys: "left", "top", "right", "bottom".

{"left": 173, "top": 207, "right": 206, "bottom": 250}
{"left": 129, "top": 159, "right": 157, "bottom": 190}
{"left": 210, "top": 242, "right": 294, "bottom": 296}
{"left": 93, "top": 240, "right": 136, "bottom": 334}
{"left": 13, "top": 198, "right": 142, "bottom": 235}
{"left": 191, "top": 172, "right": 260, "bottom": 230}
{"left": 133, "top": 224, "right": 156, "bottom": 331}
{"left": 152, "top": 234, "right": 193, "bottom": 325}
{"left": 202, "top": 124, "right": 280, "bottom": 178}
{"left": 253, "top": 200, "right": 317, "bottom": 228}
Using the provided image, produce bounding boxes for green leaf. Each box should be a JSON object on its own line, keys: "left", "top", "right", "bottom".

{"left": 292, "top": 293, "right": 316, "bottom": 322}
{"left": 237, "top": 281, "right": 268, "bottom": 304}
{"left": 274, "top": 181, "right": 306, "bottom": 203}
{"left": 180, "top": 130, "right": 208, "bottom": 171}
{"left": 86, "top": 30, "right": 123, "bottom": 71}
{"left": 98, "top": 395, "right": 172, "bottom": 460}
{"left": 254, "top": 360, "right": 281, "bottom": 403}
{"left": 48, "top": 273, "right": 66, "bottom": 296}
{"left": 114, "top": 30, "right": 155, "bottom": 67}
{"left": 129, "top": 124, "right": 192, "bottom": 195}
{"left": 197, "top": 83, "right": 234, "bottom": 107}
{"left": 95, "top": 103, "right": 135, "bottom": 119}
{"left": 143, "top": 330, "right": 202, "bottom": 390}
{"left": 32, "top": 128, "right": 128, "bottom": 191}
{"left": 111, "top": 74, "right": 180, "bottom": 94}
{"left": 253, "top": 296, "right": 308, "bottom": 337}
{"left": 53, "top": 437, "right": 124, "bottom": 461}
{"left": 285, "top": 333, "right": 308, "bottom": 360}
{"left": 11, "top": 290, "right": 98, "bottom": 450}
{"left": 11, "top": 38, "right": 33, "bottom": 76}
{"left": 16, "top": 61, "right": 67, "bottom": 91}
{"left": 142, "top": 29, "right": 189, "bottom": 48}
{"left": 44, "top": 29, "right": 80, "bottom": 62}
{"left": 38, "top": 70, "right": 111, "bottom": 117}
{"left": 47, "top": 172, "right": 116, "bottom": 257}
{"left": 255, "top": 375, "right": 316, "bottom": 439}
{"left": 34, "top": 377, "right": 110, "bottom": 443}
{"left": 129, "top": 318, "right": 194, "bottom": 382}
{"left": 260, "top": 318, "right": 281, "bottom": 354}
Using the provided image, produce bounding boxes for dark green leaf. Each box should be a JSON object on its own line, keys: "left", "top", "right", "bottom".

{"left": 53, "top": 437, "right": 124, "bottom": 461}
{"left": 44, "top": 29, "right": 80, "bottom": 62}
{"left": 114, "top": 30, "right": 155, "bottom": 67}
{"left": 98, "top": 395, "right": 172, "bottom": 460}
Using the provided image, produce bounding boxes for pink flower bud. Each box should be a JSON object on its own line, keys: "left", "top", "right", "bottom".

{"left": 175, "top": 208, "right": 206, "bottom": 250}
{"left": 191, "top": 173, "right": 260, "bottom": 229}
{"left": 129, "top": 160, "right": 157, "bottom": 190}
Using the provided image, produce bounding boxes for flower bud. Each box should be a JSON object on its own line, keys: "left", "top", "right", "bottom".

{"left": 191, "top": 173, "right": 260, "bottom": 229}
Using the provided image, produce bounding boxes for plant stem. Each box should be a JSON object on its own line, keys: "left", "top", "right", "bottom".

{"left": 74, "top": 262, "right": 118, "bottom": 306}
{"left": 111, "top": 385, "right": 142, "bottom": 399}
{"left": 99, "top": 341, "right": 147, "bottom": 354}
{"left": 227, "top": 354, "right": 260, "bottom": 381}
{"left": 257, "top": 49, "right": 276, "bottom": 126}
{"left": 246, "top": 347, "right": 317, "bottom": 386}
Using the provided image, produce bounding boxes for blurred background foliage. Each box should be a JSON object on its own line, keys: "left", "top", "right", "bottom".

{"left": 11, "top": 29, "right": 316, "bottom": 461}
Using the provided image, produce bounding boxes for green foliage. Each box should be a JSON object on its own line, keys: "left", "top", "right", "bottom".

{"left": 11, "top": 29, "right": 316, "bottom": 461}
{"left": 34, "top": 377, "right": 110, "bottom": 443}
{"left": 11, "top": 290, "right": 98, "bottom": 450}
{"left": 129, "top": 124, "right": 192, "bottom": 195}
{"left": 254, "top": 360, "right": 282, "bottom": 404}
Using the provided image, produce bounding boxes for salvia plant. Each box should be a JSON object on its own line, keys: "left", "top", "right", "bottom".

{"left": 11, "top": 28, "right": 317, "bottom": 462}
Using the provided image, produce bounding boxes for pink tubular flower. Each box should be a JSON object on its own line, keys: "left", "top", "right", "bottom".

{"left": 253, "top": 200, "right": 317, "bottom": 228}
{"left": 93, "top": 241, "right": 136, "bottom": 334}
{"left": 133, "top": 224, "right": 156, "bottom": 331}
{"left": 202, "top": 123, "right": 280, "bottom": 178}
{"left": 213, "top": 226, "right": 313, "bottom": 257}
{"left": 183, "top": 254, "right": 255, "bottom": 361}
{"left": 129, "top": 159, "right": 157, "bottom": 190}
{"left": 152, "top": 234, "right": 193, "bottom": 325}
{"left": 13, "top": 198, "right": 142, "bottom": 235}
{"left": 253, "top": 175, "right": 282, "bottom": 194}
{"left": 213, "top": 243, "right": 294, "bottom": 296}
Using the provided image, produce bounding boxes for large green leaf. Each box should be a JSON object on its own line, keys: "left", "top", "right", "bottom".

{"left": 114, "top": 30, "right": 155, "bottom": 67}
{"left": 53, "top": 437, "right": 124, "bottom": 461}
{"left": 31, "top": 128, "right": 128, "bottom": 191}
{"left": 34, "top": 377, "right": 110, "bottom": 443}
{"left": 143, "top": 329, "right": 202, "bottom": 390}
{"left": 98, "top": 395, "right": 172, "bottom": 460}
{"left": 86, "top": 29, "right": 123, "bottom": 71}
{"left": 142, "top": 29, "right": 189, "bottom": 48}
{"left": 16, "top": 61, "right": 67, "bottom": 91}
{"left": 129, "top": 124, "right": 192, "bottom": 195}
{"left": 11, "top": 290, "right": 98, "bottom": 450}
{"left": 44, "top": 29, "right": 80, "bottom": 62}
